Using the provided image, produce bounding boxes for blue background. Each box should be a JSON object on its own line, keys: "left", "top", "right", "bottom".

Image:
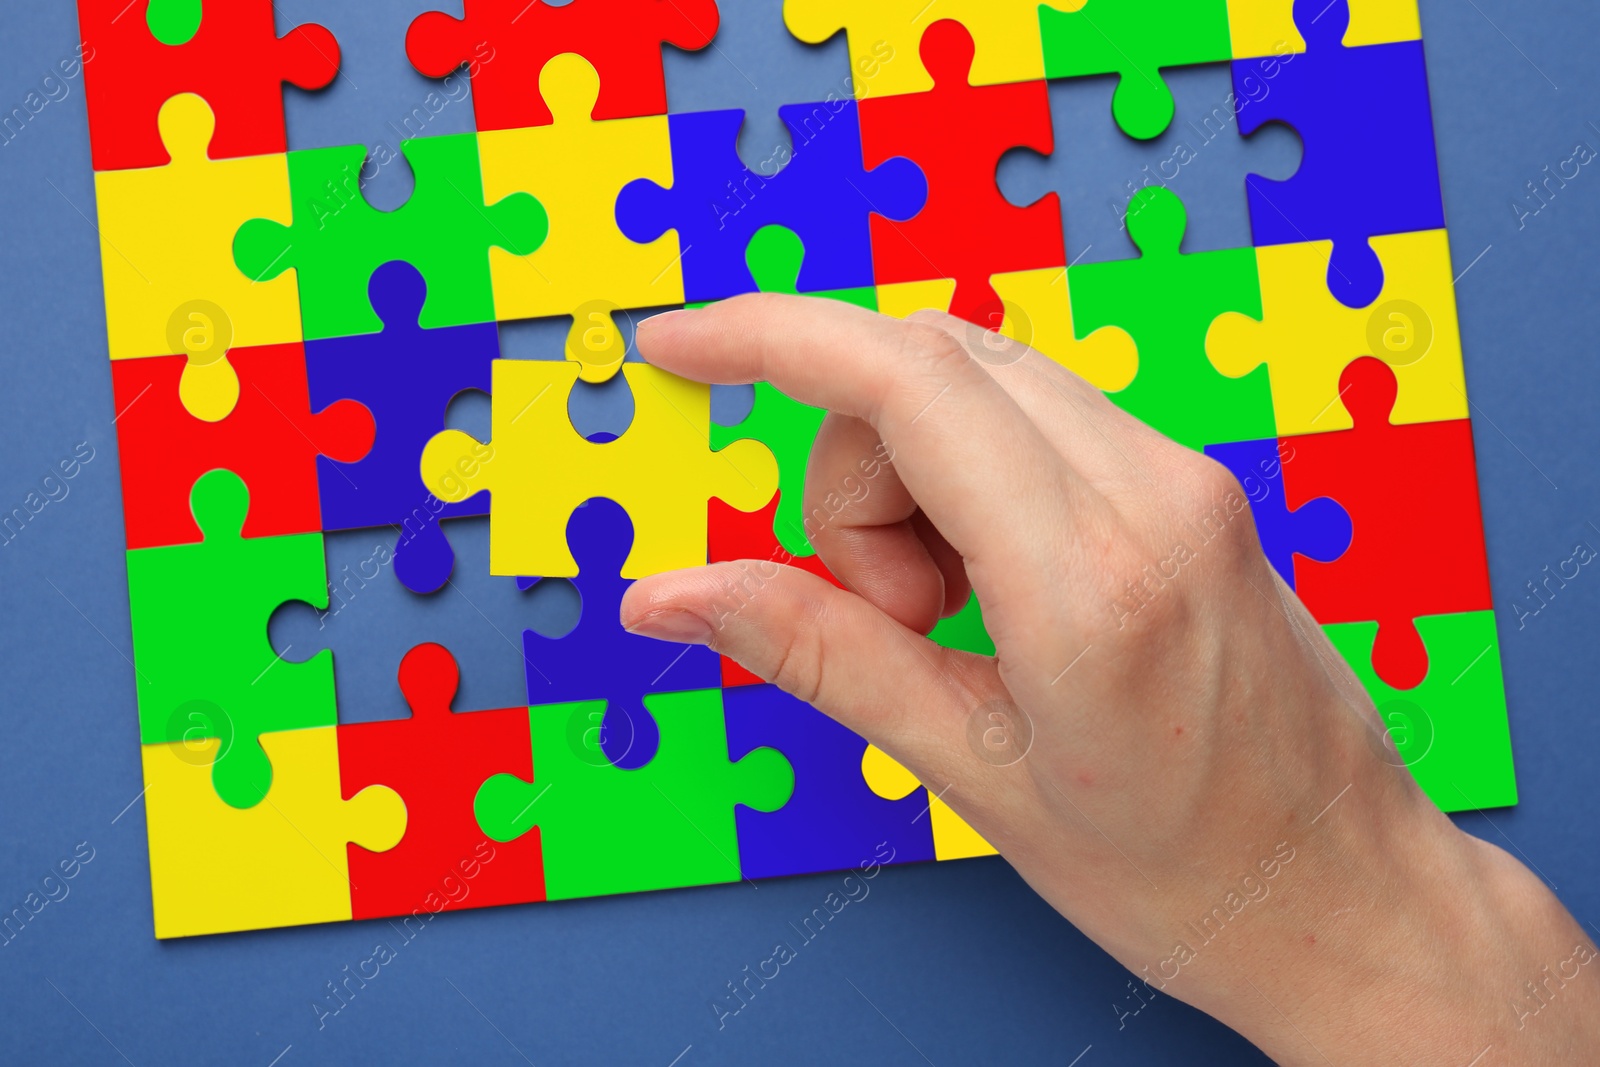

{"left": 2, "top": 2, "right": 1597, "bottom": 1063}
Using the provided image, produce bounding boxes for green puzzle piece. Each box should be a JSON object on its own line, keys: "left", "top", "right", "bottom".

{"left": 1041, "top": 0, "right": 1234, "bottom": 140}
{"left": 126, "top": 470, "right": 335, "bottom": 808}
{"left": 1325, "top": 610, "right": 1518, "bottom": 812}
{"left": 147, "top": 0, "right": 201, "bottom": 45}
{"left": 1069, "top": 187, "right": 1274, "bottom": 451}
{"left": 234, "top": 132, "right": 547, "bottom": 340}
{"left": 475, "top": 688, "right": 794, "bottom": 900}
{"left": 705, "top": 225, "right": 875, "bottom": 557}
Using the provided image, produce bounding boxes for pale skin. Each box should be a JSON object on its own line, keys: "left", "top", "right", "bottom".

{"left": 622, "top": 294, "right": 1600, "bottom": 1065}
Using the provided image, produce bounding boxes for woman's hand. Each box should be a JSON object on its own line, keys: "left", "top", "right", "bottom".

{"left": 624, "top": 294, "right": 1598, "bottom": 1065}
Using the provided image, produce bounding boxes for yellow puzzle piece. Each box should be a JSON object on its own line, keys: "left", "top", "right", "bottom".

{"left": 479, "top": 54, "right": 684, "bottom": 383}
{"left": 783, "top": 0, "right": 1080, "bottom": 99}
{"left": 991, "top": 267, "right": 1138, "bottom": 392}
{"left": 93, "top": 93, "right": 302, "bottom": 419}
{"left": 1207, "top": 229, "right": 1467, "bottom": 436}
{"left": 142, "top": 727, "right": 405, "bottom": 939}
{"left": 861, "top": 744, "right": 996, "bottom": 861}
{"left": 1227, "top": 0, "right": 1421, "bottom": 58}
{"left": 876, "top": 270, "right": 1136, "bottom": 392}
{"left": 420, "top": 360, "right": 777, "bottom": 579}
{"left": 874, "top": 279, "right": 959, "bottom": 321}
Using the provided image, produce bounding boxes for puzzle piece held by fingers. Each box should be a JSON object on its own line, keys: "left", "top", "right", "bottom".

{"left": 421, "top": 360, "right": 778, "bottom": 579}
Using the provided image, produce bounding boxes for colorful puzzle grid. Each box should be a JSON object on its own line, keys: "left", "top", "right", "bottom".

{"left": 82, "top": 0, "right": 1516, "bottom": 939}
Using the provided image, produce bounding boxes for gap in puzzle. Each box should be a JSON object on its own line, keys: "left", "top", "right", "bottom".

{"left": 83, "top": 0, "right": 1516, "bottom": 939}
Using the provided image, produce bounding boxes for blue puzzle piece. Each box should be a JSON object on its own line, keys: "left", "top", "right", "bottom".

{"left": 616, "top": 101, "right": 926, "bottom": 303}
{"left": 1233, "top": 0, "right": 1444, "bottom": 308}
{"left": 1205, "top": 437, "right": 1352, "bottom": 588}
{"left": 724, "top": 684, "right": 936, "bottom": 879}
{"left": 519, "top": 497, "right": 721, "bottom": 770}
{"left": 306, "top": 261, "right": 497, "bottom": 593}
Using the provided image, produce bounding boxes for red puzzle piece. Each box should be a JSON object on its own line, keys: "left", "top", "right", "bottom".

{"left": 111, "top": 344, "right": 373, "bottom": 550}
{"left": 406, "top": 0, "right": 719, "bottom": 132}
{"left": 1282, "top": 356, "right": 1492, "bottom": 689}
{"left": 338, "top": 643, "right": 545, "bottom": 921}
{"left": 77, "top": 0, "right": 340, "bottom": 172}
{"left": 859, "top": 19, "right": 1065, "bottom": 325}
{"left": 709, "top": 497, "right": 844, "bottom": 687}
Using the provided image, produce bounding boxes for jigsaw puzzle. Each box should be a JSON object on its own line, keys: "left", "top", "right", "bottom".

{"left": 83, "top": 0, "right": 1515, "bottom": 938}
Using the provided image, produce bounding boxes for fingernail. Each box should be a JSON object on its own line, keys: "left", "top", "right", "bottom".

{"left": 638, "top": 308, "right": 693, "bottom": 334}
{"left": 626, "top": 608, "right": 714, "bottom": 646}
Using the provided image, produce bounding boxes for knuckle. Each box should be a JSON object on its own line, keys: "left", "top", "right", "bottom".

{"left": 895, "top": 320, "right": 974, "bottom": 379}
{"left": 764, "top": 598, "right": 831, "bottom": 707}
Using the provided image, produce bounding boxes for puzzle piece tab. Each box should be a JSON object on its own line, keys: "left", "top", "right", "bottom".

{"left": 1040, "top": 0, "right": 1233, "bottom": 140}
{"left": 113, "top": 341, "right": 373, "bottom": 551}
{"left": 304, "top": 261, "right": 496, "bottom": 593}
{"left": 1203, "top": 438, "right": 1352, "bottom": 588}
{"left": 143, "top": 726, "right": 403, "bottom": 938}
{"left": 94, "top": 94, "right": 302, "bottom": 372}
{"left": 861, "top": 745, "right": 995, "bottom": 860}
{"left": 478, "top": 53, "right": 684, "bottom": 383}
{"left": 1282, "top": 357, "right": 1492, "bottom": 690}
{"left": 617, "top": 101, "right": 925, "bottom": 304}
{"left": 859, "top": 20, "right": 1065, "bottom": 324}
{"left": 783, "top": 0, "right": 1077, "bottom": 98}
{"left": 476, "top": 688, "right": 793, "bottom": 900}
{"left": 1208, "top": 229, "right": 1468, "bottom": 436}
{"left": 1227, "top": 0, "right": 1421, "bottom": 58}
{"left": 421, "top": 360, "right": 778, "bottom": 579}
{"left": 1233, "top": 0, "right": 1444, "bottom": 308}
{"left": 1325, "top": 610, "right": 1515, "bottom": 811}
{"left": 726, "top": 684, "right": 935, "bottom": 877}
{"left": 234, "top": 135, "right": 548, "bottom": 341}
{"left": 79, "top": 0, "right": 340, "bottom": 172}
{"left": 338, "top": 643, "right": 544, "bottom": 919}
{"left": 406, "top": 0, "right": 719, "bottom": 132}
{"left": 126, "top": 470, "right": 336, "bottom": 808}
{"left": 520, "top": 499, "right": 721, "bottom": 770}
{"left": 1069, "top": 187, "right": 1274, "bottom": 451}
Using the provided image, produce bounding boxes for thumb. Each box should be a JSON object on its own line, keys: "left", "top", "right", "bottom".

{"left": 620, "top": 560, "right": 990, "bottom": 770}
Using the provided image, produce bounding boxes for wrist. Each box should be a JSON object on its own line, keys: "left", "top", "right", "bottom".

{"left": 1181, "top": 784, "right": 1599, "bottom": 1065}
